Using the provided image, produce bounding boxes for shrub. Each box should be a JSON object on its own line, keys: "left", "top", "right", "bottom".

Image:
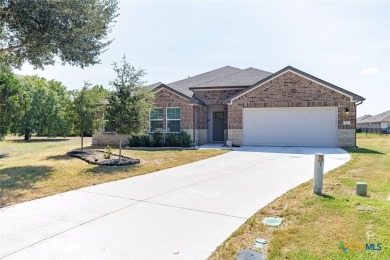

{"left": 140, "top": 134, "right": 151, "bottom": 147}
{"left": 128, "top": 134, "right": 151, "bottom": 147}
{"left": 128, "top": 135, "right": 141, "bottom": 147}
{"left": 178, "top": 131, "right": 192, "bottom": 147}
{"left": 152, "top": 131, "right": 164, "bottom": 147}
{"left": 130, "top": 131, "right": 191, "bottom": 147}
{"left": 165, "top": 133, "right": 179, "bottom": 147}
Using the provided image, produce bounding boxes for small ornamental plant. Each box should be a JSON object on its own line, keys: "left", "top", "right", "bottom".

{"left": 104, "top": 145, "right": 114, "bottom": 159}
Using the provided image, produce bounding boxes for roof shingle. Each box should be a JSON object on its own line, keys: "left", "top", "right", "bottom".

{"left": 166, "top": 66, "right": 242, "bottom": 97}
{"left": 357, "top": 110, "right": 390, "bottom": 123}
{"left": 190, "top": 67, "right": 272, "bottom": 89}
{"left": 147, "top": 65, "right": 365, "bottom": 104}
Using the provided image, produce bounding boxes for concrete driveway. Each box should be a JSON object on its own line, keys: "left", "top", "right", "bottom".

{"left": 0, "top": 147, "right": 350, "bottom": 259}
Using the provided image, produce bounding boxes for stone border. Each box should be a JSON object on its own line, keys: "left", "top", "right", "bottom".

{"left": 67, "top": 150, "right": 140, "bottom": 166}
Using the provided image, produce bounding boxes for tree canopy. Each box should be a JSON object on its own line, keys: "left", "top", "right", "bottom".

{"left": 0, "top": 0, "right": 118, "bottom": 69}
{"left": 105, "top": 55, "right": 154, "bottom": 160}
{"left": 11, "top": 75, "right": 72, "bottom": 140}
{"left": 72, "top": 83, "right": 107, "bottom": 151}
{"left": 0, "top": 71, "right": 20, "bottom": 139}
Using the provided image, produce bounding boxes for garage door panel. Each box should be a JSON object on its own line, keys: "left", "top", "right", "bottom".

{"left": 242, "top": 107, "right": 337, "bottom": 147}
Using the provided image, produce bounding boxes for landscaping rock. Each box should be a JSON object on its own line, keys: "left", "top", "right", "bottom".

{"left": 0, "top": 153, "right": 10, "bottom": 159}
{"left": 236, "top": 249, "right": 265, "bottom": 260}
{"left": 67, "top": 150, "right": 140, "bottom": 166}
{"left": 356, "top": 205, "right": 376, "bottom": 212}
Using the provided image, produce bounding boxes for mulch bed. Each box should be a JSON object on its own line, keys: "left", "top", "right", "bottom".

{"left": 67, "top": 150, "right": 140, "bottom": 166}
{"left": 0, "top": 153, "right": 10, "bottom": 159}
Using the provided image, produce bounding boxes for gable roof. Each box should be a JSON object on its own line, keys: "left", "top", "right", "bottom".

{"left": 147, "top": 65, "right": 365, "bottom": 105}
{"left": 146, "top": 82, "right": 164, "bottom": 90}
{"left": 223, "top": 66, "right": 365, "bottom": 104}
{"left": 152, "top": 83, "right": 201, "bottom": 105}
{"left": 189, "top": 67, "right": 272, "bottom": 89}
{"left": 358, "top": 110, "right": 390, "bottom": 123}
{"left": 357, "top": 115, "right": 373, "bottom": 124}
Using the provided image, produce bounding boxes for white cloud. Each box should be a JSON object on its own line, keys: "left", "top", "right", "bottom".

{"left": 361, "top": 67, "right": 379, "bottom": 76}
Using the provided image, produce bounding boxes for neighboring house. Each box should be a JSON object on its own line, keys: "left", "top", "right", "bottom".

{"left": 93, "top": 65, "right": 365, "bottom": 147}
{"left": 357, "top": 110, "right": 390, "bottom": 133}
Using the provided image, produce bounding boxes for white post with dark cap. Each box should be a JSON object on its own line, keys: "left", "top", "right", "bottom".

{"left": 314, "top": 153, "right": 324, "bottom": 194}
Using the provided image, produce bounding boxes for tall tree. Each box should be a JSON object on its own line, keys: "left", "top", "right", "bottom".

{"left": 0, "top": 71, "right": 20, "bottom": 139}
{"left": 105, "top": 55, "right": 154, "bottom": 162}
{"left": 72, "top": 82, "right": 107, "bottom": 152}
{"left": 42, "top": 80, "right": 72, "bottom": 137}
{"left": 11, "top": 76, "right": 71, "bottom": 140}
{"left": 0, "top": 0, "right": 118, "bottom": 69}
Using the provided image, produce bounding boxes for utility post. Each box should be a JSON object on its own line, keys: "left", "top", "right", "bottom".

{"left": 313, "top": 153, "right": 324, "bottom": 194}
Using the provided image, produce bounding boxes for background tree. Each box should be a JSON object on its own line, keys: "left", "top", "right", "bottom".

{"left": 0, "top": 71, "right": 20, "bottom": 139}
{"left": 72, "top": 82, "right": 107, "bottom": 152}
{"left": 0, "top": 0, "right": 118, "bottom": 69}
{"left": 11, "top": 76, "right": 71, "bottom": 140}
{"left": 105, "top": 55, "right": 154, "bottom": 161}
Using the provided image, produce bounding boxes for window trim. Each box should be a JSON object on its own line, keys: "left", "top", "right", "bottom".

{"left": 166, "top": 107, "right": 181, "bottom": 133}
{"left": 149, "top": 107, "right": 164, "bottom": 133}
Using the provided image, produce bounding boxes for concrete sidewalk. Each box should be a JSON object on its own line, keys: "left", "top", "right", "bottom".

{"left": 0, "top": 147, "right": 350, "bottom": 259}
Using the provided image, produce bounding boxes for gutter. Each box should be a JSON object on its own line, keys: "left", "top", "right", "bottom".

{"left": 354, "top": 99, "right": 365, "bottom": 147}
{"left": 192, "top": 106, "right": 196, "bottom": 147}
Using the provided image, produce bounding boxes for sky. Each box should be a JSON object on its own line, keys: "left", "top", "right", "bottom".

{"left": 15, "top": 0, "right": 390, "bottom": 117}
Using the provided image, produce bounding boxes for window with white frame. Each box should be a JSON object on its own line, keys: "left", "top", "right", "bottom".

{"left": 150, "top": 108, "right": 163, "bottom": 132}
{"left": 167, "top": 107, "right": 181, "bottom": 132}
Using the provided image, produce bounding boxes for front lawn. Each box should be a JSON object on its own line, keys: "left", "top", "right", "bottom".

{"left": 0, "top": 137, "right": 228, "bottom": 207}
{"left": 210, "top": 133, "right": 389, "bottom": 259}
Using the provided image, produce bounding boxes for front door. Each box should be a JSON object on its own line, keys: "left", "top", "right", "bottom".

{"left": 213, "top": 112, "right": 224, "bottom": 141}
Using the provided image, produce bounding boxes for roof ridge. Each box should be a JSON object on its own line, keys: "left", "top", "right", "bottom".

{"left": 223, "top": 65, "right": 365, "bottom": 104}
{"left": 367, "top": 110, "right": 390, "bottom": 118}
{"left": 190, "top": 67, "right": 273, "bottom": 89}
{"left": 190, "top": 67, "right": 246, "bottom": 88}
{"left": 168, "top": 66, "right": 241, "bottom": 85}
{"left": 244, "top": 67, "right": 273, "bottom": 74}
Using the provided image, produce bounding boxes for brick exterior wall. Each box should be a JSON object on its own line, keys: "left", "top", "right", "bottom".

{"left": 93, "top": 88, "right": 196, "bottom": 146}
{"left": 193, "top": 89, "right": 243, "bottom": 105}
{"left": 153, "top": 88, "right": 194, "bottom": 130}
{"left": 193, "top": 90, "right": 240, "bottom": 143}
{"left": 92, "top": 132, "right": 130, "bottom": 146}
{"left": 228, "top": 71, "right": 356, "bottom": 130}
{"left": 194, "top": 105, "right": 207, "bottom": 130}
{"left": 192, "top": 106, "right": 207, "bottom": 144}
{"left": 93, "top": 71, "right": 358, "bottom": 147}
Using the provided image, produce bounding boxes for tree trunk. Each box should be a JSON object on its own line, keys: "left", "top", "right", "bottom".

{"left": 81, "top": 132, "right": 84, "bottom": 153}
{"left": 24, "top": 130, "right": 30, "bottom": 141}
{"left": 119, "top": 134, "right": 122, "bottom": 163}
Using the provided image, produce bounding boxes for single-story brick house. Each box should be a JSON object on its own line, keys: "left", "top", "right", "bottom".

{"left": 356, "top": 110, "right": 390, "bottom": 133}
{"left": 93, "top": 65, "right": 365, "bottom": 147}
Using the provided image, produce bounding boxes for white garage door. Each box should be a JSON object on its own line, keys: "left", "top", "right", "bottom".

{"left": 243, "top": 107, "right": 338, "bottom": 147}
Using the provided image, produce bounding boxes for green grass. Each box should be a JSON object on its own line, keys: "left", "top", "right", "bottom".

{"left": 0, "top": 136, "right": 228, "bottom": 207}
{"left": 209, "top": 133, "right": 390, "bottom": 260}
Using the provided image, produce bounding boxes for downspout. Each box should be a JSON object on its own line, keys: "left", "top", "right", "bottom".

{"left": 354, "top": 100, "right": 364, "bottom": 147}
{"left": 192, "top": 105, "right": 196, "bottom": 147}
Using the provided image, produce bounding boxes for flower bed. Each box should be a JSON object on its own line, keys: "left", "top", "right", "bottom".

{"left": 67, "top": 150, "right": 140, "bottom": 166}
